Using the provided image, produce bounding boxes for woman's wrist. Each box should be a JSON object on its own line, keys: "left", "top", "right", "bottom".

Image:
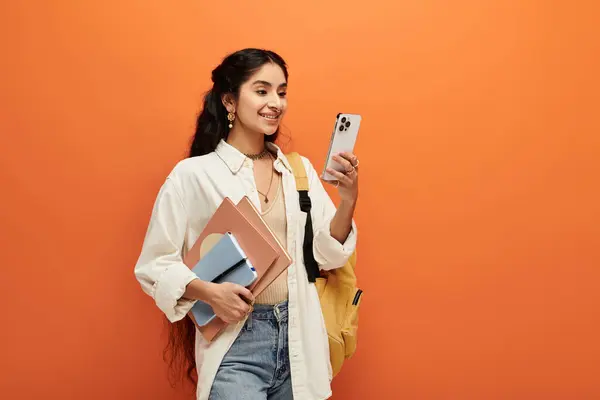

{"left": 183, "top": 278, "right": 216, "bottom": 303}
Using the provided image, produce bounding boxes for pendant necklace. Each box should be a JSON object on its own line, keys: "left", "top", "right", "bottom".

{"left": 256, "top": 153, "right": 274, "bottom": 203}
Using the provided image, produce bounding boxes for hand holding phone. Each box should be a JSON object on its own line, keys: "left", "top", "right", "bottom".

{"left": 321, "top": 113, "right": 361, "bottom": 182}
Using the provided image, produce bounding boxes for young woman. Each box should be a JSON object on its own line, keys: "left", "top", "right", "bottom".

{"left": 134, "top": 48, "right": 359, "bottom": 400}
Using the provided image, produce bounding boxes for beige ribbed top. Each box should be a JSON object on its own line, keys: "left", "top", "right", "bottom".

{"left": 255, "top": 179, "right": 288, "bottom": 305}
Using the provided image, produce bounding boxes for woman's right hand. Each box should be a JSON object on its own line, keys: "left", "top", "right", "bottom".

{"left": 206, "top": 282, "right": 254, "bottom": 324}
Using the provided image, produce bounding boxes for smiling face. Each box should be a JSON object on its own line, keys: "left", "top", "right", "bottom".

{"left": 224, "top": 62, "right": 288, "bottom": 136}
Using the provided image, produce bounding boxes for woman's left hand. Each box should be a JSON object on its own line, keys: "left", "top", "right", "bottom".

{"left": 325, "top": 152, "right": 359, "bottom": 204}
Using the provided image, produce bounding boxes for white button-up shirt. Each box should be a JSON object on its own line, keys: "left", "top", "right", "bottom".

{"left": 134, "top": 139, "right": 357, "bottom": 400}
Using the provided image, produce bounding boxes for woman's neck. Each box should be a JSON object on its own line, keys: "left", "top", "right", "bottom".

{"left": 227, "top": 125, "right": 265, "bottom": 156}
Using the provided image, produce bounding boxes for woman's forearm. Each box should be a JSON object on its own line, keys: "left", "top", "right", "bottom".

{"left": 329, "top": 199, "right": 356, "bottom": 244}
{"left": 183, "top": 278, "right": 215, "bottom": 303}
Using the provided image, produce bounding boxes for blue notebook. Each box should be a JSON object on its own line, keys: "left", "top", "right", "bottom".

{"left": 190, "top": 232, "right": 258, "bottom": 326}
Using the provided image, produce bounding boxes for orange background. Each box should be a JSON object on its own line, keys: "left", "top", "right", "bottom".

{"left": 1, "top": 1, "right": 599, "bottom": 399}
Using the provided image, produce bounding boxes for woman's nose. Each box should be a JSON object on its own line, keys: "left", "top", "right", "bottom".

{"left": 268, "top": 95, "right": 282, "bottom": 109}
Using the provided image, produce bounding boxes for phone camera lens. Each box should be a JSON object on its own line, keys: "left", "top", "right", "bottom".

{"left": 339, "top": 125, "right": 345, "bottom": 131}
{"left": 341, "top": 117, "right": 347, "bottom": 123}
{"left": 345, "top": 121, "right": 351, "bottom": 128}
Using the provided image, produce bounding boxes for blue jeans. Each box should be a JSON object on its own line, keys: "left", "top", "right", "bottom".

{"left": 209, "top": 301, "right": 293, "bottom": 400}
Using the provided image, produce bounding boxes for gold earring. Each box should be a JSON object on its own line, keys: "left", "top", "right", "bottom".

{"left": 227, "top": 112, "right": 236, "bottom": 128}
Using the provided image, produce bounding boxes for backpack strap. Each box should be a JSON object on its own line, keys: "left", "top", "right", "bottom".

{"left": 286, "top": 152, "right": 320, "bottom": 283}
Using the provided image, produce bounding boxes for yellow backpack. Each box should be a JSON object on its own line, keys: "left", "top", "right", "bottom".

{"left": 286, "top": 152, "right": 362, "bottom": 377}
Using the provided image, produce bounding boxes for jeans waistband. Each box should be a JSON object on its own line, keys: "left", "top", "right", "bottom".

{"left": 251, "top": 300, "right": 288, "bottom": 321}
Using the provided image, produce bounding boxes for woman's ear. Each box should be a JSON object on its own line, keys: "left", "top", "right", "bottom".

{"left": 221, "top": 93, "right": 236, "bottom": 113}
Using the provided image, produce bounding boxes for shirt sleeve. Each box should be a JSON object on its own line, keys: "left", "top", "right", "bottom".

{"left": 302, "top": 157, "right": 357, "bottom": 271}
{"left": 134, "top": 177, "right": 198, "bottom": 322}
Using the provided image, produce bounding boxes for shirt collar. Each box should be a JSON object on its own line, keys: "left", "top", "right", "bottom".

{"left": 215, "top": 139, "right": 293, "bottom": 174}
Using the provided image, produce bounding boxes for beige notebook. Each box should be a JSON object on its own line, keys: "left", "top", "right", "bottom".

{"left": 183, "top": 197, "right": 279, "bottom": 331}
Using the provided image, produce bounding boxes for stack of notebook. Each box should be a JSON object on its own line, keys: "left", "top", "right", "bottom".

{"left": 182, "top": 197, "right": 292, "bottom": 341}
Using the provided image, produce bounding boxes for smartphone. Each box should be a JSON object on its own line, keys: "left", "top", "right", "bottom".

{"left": 321, "top": 113, "right": 362, "bottom": 182}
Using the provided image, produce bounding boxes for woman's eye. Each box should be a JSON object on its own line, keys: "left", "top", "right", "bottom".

{"left": 278, "top": 92, "right": 287, "bottom": 97}
{"left": 256, "top": 90, "right": 267, "bottom": 95}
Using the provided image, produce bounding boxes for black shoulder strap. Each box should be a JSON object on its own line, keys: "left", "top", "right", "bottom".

{"left": 286, "top": 152, "right": 320, "bottom": 283}
{"left": 298, "top": 190, "right": 320, "bottom": 283}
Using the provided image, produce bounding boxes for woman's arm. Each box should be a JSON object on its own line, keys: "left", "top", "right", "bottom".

{"left": 325, "top": 152, "right": 360, "bottom": 244}
{"left": 134, "top": 175, "right": 253, "bottom": 323}
{"left": 329, "top": 198, "right": 357, "bottom": 244}
{"left": 301, "top": 155, "right": 359, "bottom": 271}
{"left": 134, "top": 177, "right": 199, "bottom": 322}
{"left": 182, "top": 278, "right": 214, "bottom": 302}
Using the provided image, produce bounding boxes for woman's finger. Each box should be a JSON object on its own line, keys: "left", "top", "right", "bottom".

{"left": 326, "top": 168, "right": 353, "bottom": 186}
{"left": 332, "top": 154, "right": 354, "bottom": 173}
{"left": 338, "top": 152, "right": 359, "bottom": 167}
